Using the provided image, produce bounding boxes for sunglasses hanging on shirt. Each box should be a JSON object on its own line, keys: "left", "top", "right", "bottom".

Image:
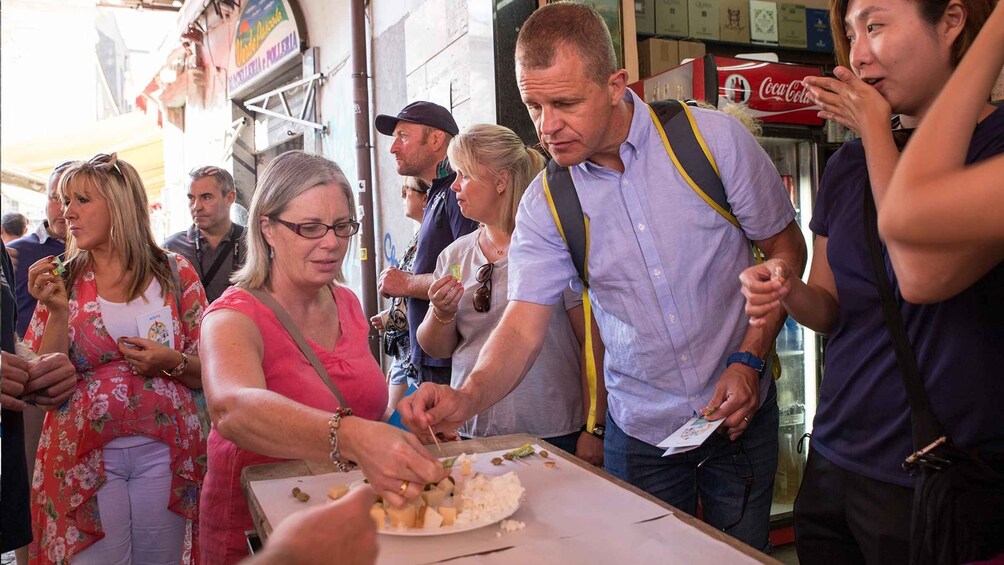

{"left": 473, "top": 262, "right": 494, "bottom": 313}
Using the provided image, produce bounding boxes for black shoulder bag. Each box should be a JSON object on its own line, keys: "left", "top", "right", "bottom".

{"left": 864, "top": 188, "right": 1004, "bottom": 565}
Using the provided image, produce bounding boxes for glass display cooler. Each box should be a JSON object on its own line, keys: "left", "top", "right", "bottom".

{"left": 629, "top": 55, "right": 829, "bottom": 527}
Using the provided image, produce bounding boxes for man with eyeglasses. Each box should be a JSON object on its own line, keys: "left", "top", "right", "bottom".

{"left": 374, "top": 102, "right": 478, "bottom": 386}
{"left": 163, "top": 166, "right": 246, "bottom": 303}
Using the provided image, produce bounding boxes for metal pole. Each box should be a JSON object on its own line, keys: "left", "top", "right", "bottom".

{"left": 350, "top": 0, "right": 380, "bottom": 359}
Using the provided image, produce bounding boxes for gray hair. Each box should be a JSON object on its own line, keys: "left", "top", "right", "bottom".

{"left": 231, "top": 151, "right": 356, "bottom": 289}
{"left": 189, "top": 165, "right": 236, "bottom": 196}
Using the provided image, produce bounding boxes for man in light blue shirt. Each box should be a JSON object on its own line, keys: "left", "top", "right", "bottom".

{"left": 401, "top": 3, "right": 805, "bottom": 550}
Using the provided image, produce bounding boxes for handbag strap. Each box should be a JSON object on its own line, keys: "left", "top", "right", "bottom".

{"left": 200, "top": 224, "right": 244, "bottom": 287}
{"left": 167, "top": 253, "right": 184, "bottom": 313}
{"left": 247, "top": 287, "right": 349, "bottom": 409}
{"left": 862, "top": 188, "right": 944, "bottom": 448}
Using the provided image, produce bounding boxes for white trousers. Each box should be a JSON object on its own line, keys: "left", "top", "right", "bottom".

{"left": 72, "top": 439, "right": 186, "bottom": 565}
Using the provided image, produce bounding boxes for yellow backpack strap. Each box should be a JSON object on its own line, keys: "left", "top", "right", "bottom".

{"left": 649, "top": 100, "right": 740, "bottom": 228}
{"left": 650, "top": 99, "right": 782, "bottom": 380}
{"left": 542, "top": 162, "right": 600, "bottom": 430}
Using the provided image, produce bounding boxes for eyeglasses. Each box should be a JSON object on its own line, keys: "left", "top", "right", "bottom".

{"left": 696, "top": 438, "right": 754, "bottom": 533}
{"left": 473, "top": 262, "right": 494, "bottom": 313}
{"left": 401, "top": 185, "right": 428, "bottom": 198}
{"left": 271, "top": 217, "right": 361, "bottom": 239}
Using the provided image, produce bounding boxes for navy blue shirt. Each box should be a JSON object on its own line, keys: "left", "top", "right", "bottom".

{"left": 7, "top": 226, "right": 65, "bottom": 337}
{"left": 408, "top": 169, "right": 478, "bottom": 369}
{"left": 809, "top": 107, "right": 1004, "bottom": 486}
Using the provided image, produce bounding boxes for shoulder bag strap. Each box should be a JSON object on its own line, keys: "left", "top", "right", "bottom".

{"left": 650, "top": 99, "right": 741, "bottom": 228}
{"left": 540, "top": 160, "right": 599, "bottom": 430}
{"left": 542, "top": 159, "right": 590, "bottom": 288}
{"left": 247, "top": 287, "right": 349, "bottom": 409}
{"left": 167, "top": 253, "right": 184, "bottom": 313}
{"left": 862, "top": 188, "right": 943, "bottom": 448}
{"left": 201, "top": 232, "right": 238, "bottom": 287}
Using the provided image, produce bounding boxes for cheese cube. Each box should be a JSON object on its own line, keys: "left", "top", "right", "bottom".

{"left": 438, "top": 506, "right": 457, "bottom": 526}
{"left": 423, "top": 507, "right": 444, "bottom": 529}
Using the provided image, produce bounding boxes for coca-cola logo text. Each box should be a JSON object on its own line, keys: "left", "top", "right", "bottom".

{"left": 758, "top": 76, "right": 814, "bottom": 105}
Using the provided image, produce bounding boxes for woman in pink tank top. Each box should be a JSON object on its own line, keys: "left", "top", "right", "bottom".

{"left": 198, "top": 151, "right": 448, "bottom": 564}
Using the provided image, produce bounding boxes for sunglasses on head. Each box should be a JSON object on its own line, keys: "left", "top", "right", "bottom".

{"left": 86, "top": 153, "right": 124, "bottom": 177}
{"left": 473, "top": 262, "right": 494, "bottom": 313}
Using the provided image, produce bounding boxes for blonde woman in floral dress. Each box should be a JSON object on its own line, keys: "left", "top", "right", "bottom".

{"left": 24, "top": 154, "right": 207, "bottom": 564}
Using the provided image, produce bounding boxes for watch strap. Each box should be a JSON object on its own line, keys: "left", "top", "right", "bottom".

{"left": 727, "top": 351, "right": 766, "bottom": 378}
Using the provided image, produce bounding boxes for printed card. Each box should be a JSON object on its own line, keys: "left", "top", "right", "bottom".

{"left": 138, "top": 306, "right": 174, "bottom": 349}
{"left": 657, "top": 415, "right": 726, "bottom": 456}
{"left": 449, "top": 265, "right": 462, "bottom": 281}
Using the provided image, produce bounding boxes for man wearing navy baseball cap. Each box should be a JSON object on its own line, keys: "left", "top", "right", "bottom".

{"left": 375, "top": 101, "right": 477, "bottom": 387}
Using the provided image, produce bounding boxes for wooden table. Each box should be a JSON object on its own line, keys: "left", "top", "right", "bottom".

{"left": 242, "top": 434, "right": 780, "bottom": 564}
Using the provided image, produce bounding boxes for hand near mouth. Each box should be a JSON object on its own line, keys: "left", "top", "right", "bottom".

{"left": 803, "top": 66, "right": 892, "bottom": 139}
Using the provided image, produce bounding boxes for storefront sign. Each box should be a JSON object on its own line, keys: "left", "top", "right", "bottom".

{"left": 227, "top": 0, "right": 302, "bottom": 98}
{"left": 715, "top": 57, "right": 823, "bottom": 125}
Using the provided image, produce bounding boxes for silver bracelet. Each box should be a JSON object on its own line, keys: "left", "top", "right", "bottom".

{"left": 328, "top": 408, "right": 357, "bottom": 472}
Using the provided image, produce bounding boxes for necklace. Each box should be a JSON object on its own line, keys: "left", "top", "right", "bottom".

{"left": 480, "top": 225, "right": 509, "bottom": 256}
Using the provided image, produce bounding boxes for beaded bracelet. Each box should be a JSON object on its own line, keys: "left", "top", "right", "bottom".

{"left": 328, "top": 407, "right": 357, "bottom": 472}
{"left": 432, "top": 308, "right": 456, "bottom": 324}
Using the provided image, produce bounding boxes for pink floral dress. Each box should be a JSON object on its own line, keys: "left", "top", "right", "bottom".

{"left": 23, "top": 256, "right": 207, "bottom": 565}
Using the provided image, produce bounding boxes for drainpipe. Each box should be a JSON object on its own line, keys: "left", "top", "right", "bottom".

{"left": 351, "top": 0, "right": 380, "bottom": 359}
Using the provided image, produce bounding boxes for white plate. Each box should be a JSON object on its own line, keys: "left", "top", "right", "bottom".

{"left": 378, "top": 502, "right": 521, "bottom": 537}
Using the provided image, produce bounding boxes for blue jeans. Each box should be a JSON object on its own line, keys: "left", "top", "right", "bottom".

{"left": 387, "top": 357, "right": 419, "bottom": 387}
{"left": 605, "top": 382, "right": 779, "bottom": 551}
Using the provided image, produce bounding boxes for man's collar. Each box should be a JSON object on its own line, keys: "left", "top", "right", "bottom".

{"left": 189, "top": 222, "right": 237, "bottom": 243}
{"left": 621, "top": 88, "right": 648, "bottom": 157}
{"left": 35, "top": 221, "right": 64, "bottom": 244}
{"left": 435, "top": 156, "right": 453, "bottom": 180}
{"left": 580, "top": 90, "right": 644, "bottom": 174}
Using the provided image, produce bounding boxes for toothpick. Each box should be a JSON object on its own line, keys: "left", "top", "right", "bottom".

{"left": 428, "top": 425, "right": 443, "bottom": 454}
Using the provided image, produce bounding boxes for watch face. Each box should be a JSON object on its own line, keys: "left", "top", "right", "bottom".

{"left": 592, "top": 425, "right": 605, "bottom": 438}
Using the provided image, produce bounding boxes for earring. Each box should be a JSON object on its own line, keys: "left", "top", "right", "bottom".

{"left": 269, "top": 247, "right": 274, "bottom": 259}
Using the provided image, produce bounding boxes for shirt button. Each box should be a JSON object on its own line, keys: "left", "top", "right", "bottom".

{"left": 638, "top": 223, "right": 646, "bottom": 231}
{"left": 689, "top": 395, "right": 698, "bottom": 402}
{"left": 621, "top": 179, "right": 629, "bottom": 187}
{"left": 669, "top": 314, "right": 676, "bottom": 322}
{"left": 653, "top": 268, "right": 662, "bottom": 277}
{"left": 680, "top": 354, "right": 688, "bottom": 362}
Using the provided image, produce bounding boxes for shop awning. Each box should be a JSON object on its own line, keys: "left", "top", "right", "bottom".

{"left": 0, "top": 111, "right": 165, "bottom": 201}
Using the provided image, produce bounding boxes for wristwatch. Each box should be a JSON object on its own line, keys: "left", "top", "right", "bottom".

{"left": 726, "top": 351, "right": 767, "bottom": 379}
{"left": 581, "top": 424, "right": 606, "bottom": 439}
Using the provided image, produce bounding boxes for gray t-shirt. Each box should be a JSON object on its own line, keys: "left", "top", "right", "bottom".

{"left": 435, "top": 231, "right": 584, "bottom": 438}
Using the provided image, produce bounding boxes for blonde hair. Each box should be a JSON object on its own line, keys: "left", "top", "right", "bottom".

{"left": 232, "top": 150, "right": 356, "bottom": 289}
{"left": 58, "top": 154, "right": 175, "bottom": 301}
{"left": 697, "top": 101, "right": 763, "bottom": 137}
{"left": 447, "top": 124, "right": 545, "bottom": 234}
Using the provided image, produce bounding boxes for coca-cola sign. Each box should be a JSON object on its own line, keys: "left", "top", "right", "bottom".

{"left": 716, "top": 57, "right": 824, "bottom": 126}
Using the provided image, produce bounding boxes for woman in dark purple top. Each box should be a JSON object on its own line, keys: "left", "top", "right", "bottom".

{"left": 738, "top": 0, "right": 1002, "bottom": 563}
